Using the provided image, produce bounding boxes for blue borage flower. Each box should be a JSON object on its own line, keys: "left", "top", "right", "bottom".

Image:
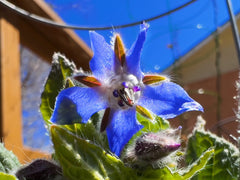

{"left": 51, "top": 23, "right": 203, "bottom": 157}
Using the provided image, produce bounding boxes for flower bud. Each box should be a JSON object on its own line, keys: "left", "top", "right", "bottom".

{"left": 124, "top": 126, "right": 182, "bottom": 167}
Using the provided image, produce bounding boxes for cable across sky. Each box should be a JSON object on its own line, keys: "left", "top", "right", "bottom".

{"left": 0, "top": 0, "right": 197, "bottom": 30}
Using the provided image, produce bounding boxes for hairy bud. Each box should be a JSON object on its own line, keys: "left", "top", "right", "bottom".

{"left": 124, "top": 126, "right": 182, "bottom": 168}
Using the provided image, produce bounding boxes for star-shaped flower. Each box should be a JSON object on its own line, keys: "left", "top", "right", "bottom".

{"left": 50, "top": 23, "right": 203, "bottom": 156}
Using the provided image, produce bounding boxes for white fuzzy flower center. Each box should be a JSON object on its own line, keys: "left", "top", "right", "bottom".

{"left": 107, "top": 74, "right": 141, "bottom": 109}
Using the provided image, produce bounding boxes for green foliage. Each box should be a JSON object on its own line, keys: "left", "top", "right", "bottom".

{"left": 0, "top": 172, "right": 17, "bottom": 180}
{"left": 137, "top": 113, "right": 170, "bottom": 132}
{"left": 0, "top": 143, "right": 20, "bottom": 174}
{"left": 51, "top": 125, "right": 136, "bottom": 180}
{"left": 62, "top": 121, "right": 109, "bottom": 151}
{"left": 40, "top": 53, "right": 76, "bottom": 125}
{"left": 137, "top": 149, "right": 213, "bottom": 180}
{"left": 186, "top": 118, "right": 240, "bottom": 179}
{"left": 127, "top": 113, "right": 170, "bottom": 146}
{"left": 124, "top": 113, "right": 170, "bottom": 157}
{"left": 50, "top": 122, "right": 214, "bottom": 180}
{"left": 181, "top": 149, "right": 214, "bottom": 179}
{"left": 39, "top": 53, "right": 238, "bottom": 180}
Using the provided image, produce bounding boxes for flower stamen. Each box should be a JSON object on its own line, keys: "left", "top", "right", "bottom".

{"left": 113, "top": 90, "right": 119, "bottom": 97}
{"left": 122, "top": 82, "right": 128, "bottom": 88}
{"left": 133, "top": 86, "right": 141, "bottom": 92}
{"left": 108, "top": 75, "right": 141, "bottom": 109}
{"left": 118, "top": 99, "right": 125, "bottom": 107}
{"left": 118, "top": 88, "right": 134, "bottom": 107}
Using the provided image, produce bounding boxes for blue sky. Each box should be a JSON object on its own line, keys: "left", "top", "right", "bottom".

{"left": 44, "top": 0, "right": 240, "bottom": 73}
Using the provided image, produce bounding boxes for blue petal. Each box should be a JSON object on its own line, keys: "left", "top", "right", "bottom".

{"left": 106, "top": 109, "right": 143, "bottom": 156}
{"left": 138, "top": 82, "right": 203, "bottom": 119}
{"left": 126, "top": 23, "right": 149, "bottom": 80}
{"left": 51, "top": 87, "right": 108, "bottom": 125}
{"left": 89, "top": 31, "right": 115, "bottom": 82}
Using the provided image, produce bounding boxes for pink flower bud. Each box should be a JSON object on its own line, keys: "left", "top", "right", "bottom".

{"left": 124, "top": 126, "right": 182, "bottom": 166}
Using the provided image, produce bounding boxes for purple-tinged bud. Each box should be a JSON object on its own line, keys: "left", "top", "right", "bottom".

{"left": 124, "top": 127, "right": 182, "bottom": 166}
{"left": 134, "top": 132, "right": 181, "bottom": 161}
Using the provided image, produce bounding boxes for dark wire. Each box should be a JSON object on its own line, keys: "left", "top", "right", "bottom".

{"left": 0, "top": 0, "right": 197, "bottom": 30}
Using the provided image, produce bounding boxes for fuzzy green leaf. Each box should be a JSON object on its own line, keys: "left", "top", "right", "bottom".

{"left": 40, "top": 53, "right": 76, "bottom": 125}
{"left": 51, "top": 125, "right": 136, "bottom": 180}
{"left": 181, "top": 149, "right": 214, "bottom": 179}
{"left": 0, "top": 143, "right": 20, "bottom": 173}
{"left": 137, "top": 113, "right": 170, "bottom": 135}
{"left": 0, "top": 172, "right": 17, "bottom": 180}
{"left": 136, "top": 149, "right": 213, "bottom": 180}
{"left": 138, "top": 167, "right": 182, "bottom": 180}
{"left": 126, "top": 113, "right": 170, "bottom": 150}
{"left": 186, "top": 119, "right": 239, "bottom": 179}
{"left": 62, "top": 120, "right": 109, "bottom": 151}
{"left": 122, "top": 113, "right": 171, "bottom": 166}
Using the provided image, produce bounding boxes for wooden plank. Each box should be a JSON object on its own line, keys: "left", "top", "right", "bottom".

{"left": 0, "top": 0, "right": 95, "bottom": 163}
{"left": 22, "top": 147, "right": 50, "bottom": 163}
{"left": 19, "top": 17, "right": 61, "bottom": 63}
{"left": 11, "top": 0, "right": 93, "bottom": 70}
{"left": 0, "top": 12, "right": 23, "bottom": 161}
{"left": 0, "top": 11, "right": 49, "bottom": 164}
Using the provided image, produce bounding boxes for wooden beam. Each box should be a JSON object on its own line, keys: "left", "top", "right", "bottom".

{"left": 10, "top": 0, "right": 93, "bottom": 70}
{"left": 19, "top": 17, "right": 61, "bottom": 63}
{"left": 23, "top": 147, "right": 50, "bottom": 163}
{"left": 0, "top": 11, "right": 23, "bottom": 161}
{"left": 0, "top": 0, "right": 95, "bottom": 163}
{"left": 0, "top": 11, "right": 49, "bottom": 164}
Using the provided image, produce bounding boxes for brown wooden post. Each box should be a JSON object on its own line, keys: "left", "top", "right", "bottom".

{"left": 0, "top": 12, "right": 24, "bottom": 161}
{"left": 0, "top": 11, "right": 50, "bottom": 163}
{"left": 0, "top": 0, "right": 92, "bottom": 163}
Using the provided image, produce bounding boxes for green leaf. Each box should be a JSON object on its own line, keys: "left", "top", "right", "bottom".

{"left": 0, "top": 143, "right": 20, "bottom": 173}
{"left": 186, "top": 118, "right": 239, "bottom": 179}
{"left": 51, "top": 125, "right": 136, "bottom": 180}
{"left": 181, "top": 149, "right": 214, "bottom": 179}
{"left": 138, "top": 167, "right": 182, "bottom": 180}
{"left": 136, "top": 149, "right": 214, "bottom": 180}
{"left": 0, "top": 172, "right": 17, "bottom": 180}
{"left": 137, "top": 113, "right": 170, "bottom": 134}
{"left": 62, "top": 121, "right": 109, "bottom": 151}
{"left": 122, "top": 113, "right": 171, "bottom": 166}
{"left": 65, "top": 78, "right": 75, "bottom": 88}
{"left": 40, "top": 53, "right": 76, "bottom": 125}
{"left": 126, "top": 113, "right": 170, "bottom": 149}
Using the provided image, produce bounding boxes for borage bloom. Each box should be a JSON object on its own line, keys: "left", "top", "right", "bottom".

{"left": 51, "top": 23, "right": 203, "bottom": 156}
